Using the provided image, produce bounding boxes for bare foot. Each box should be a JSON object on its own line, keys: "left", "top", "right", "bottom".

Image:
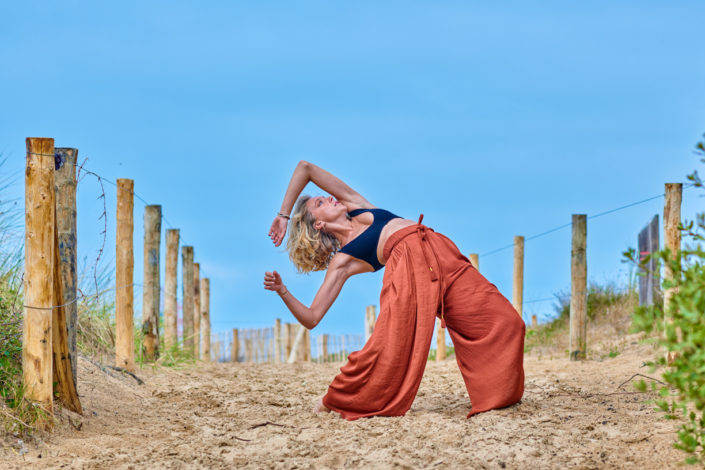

{"left": 313, "top": 397, "right": 330, "bottom": 414}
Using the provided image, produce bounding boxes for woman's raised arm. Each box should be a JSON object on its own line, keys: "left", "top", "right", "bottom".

{"left": 269, "top": 161, "right": 372, "bottom": 246}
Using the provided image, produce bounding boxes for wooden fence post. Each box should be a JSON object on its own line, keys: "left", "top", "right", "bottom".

{"left": 52, "top": 147, "right": 81, "bottom": 414}
{"left": 365, "top": 305, "right": 377, "bottom": 341}
{"left": 531, "top": 314, "right": 538, "bottom": 329}
{"left": 512, "top": 236, "right": 524, "bottom": 318}
{"left": 54, "top": 147, "right": 78, "bottom": 386}
{"left": 116, "top": 178, "right": 135, "bottom": 372}
{"left": 246, "top": 337, "right": 253, "bottom": 363}
{"left": 304, "top": 329, "right": 311, "bottom": 362}
{"left": 664, "top": 183, "right": 683, "bottom": 364}
{"left": 201, "top": 278, "right": 211, "bottom": 361}
{"left": 193, "top": 262, "right": 201, "bottom": 359}
{"left": 436, "top": 318, "right": 446, "bottom": 361}
{"left": 23, "top": 137, "right": 55, "bottom": 410}
{"left": 181, "top": 246, "right": 194, "bottom": 354}
{"left": 232, "top": 329, "right": 239, "bottom": 362}
{"left": 469, "top": 253, "right": 479, "bottom": 271}
{"left": 322, "top": 334, "right": 329, "bottom": 363}
{"left": 274, "top": 319, "right": 282, "bottom": 363}
{"left": 268, "top": 327, "right": 274, "bottom": 363}
{"left": 288, "top": 325, "right": 305, "bottom": 363}
{"left": 142, "top": 205, "right": 161, "bottom": 360}
{"left": 285, "top": 323, "right": 293, "bottom": 359}
{"left": 164, "top": 229, "right": 179, "bottom": 349}
{"left": 569, "top": 214, "right": 587, "bottom": 361}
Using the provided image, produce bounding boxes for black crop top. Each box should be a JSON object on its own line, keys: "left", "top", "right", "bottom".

{"left": 338, "top": 208, "right": 402, "bottom": 271}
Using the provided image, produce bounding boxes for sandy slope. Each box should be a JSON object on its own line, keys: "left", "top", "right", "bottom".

{"left": 2, "top": 338, "right": 684, "bottom": 469}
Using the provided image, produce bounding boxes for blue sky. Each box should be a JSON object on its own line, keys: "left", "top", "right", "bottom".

{"left": 1, "top": 2, "right": 704, "bottom": 339}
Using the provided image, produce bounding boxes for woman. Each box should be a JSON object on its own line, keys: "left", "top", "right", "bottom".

{"left": 265, "top": 161, "right": 525, "bottom": 420}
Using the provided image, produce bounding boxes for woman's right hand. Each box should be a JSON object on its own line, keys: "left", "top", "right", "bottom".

{"left": 264, "top": 270, "right": 285, "bottom": 294}
{"left": 269, "top": 215, "right": 288, "bottom": 247}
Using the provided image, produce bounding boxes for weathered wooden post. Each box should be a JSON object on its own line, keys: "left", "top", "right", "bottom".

{"left": 274, "top": 319, "right": 282, "bottom": 363}
{"left": 322, "top": 334, "right": 329, "bottom": 363}
{"left": 285, "top": 323, "right": 294, "bottom": 359}
{"left": 268, "top": 328, "right": 275, "bottom": 363}
{"left": 231, "top": 329, "right": 239, "bottom": 362}
{"left": 341, "top": 335, "right": 346, "bottom": 361}
{"left": 246, "top": 337, "right": 253, "bottom": 363}
{"left": 436, "top": 318, "right": 446, "bottom": 361}
{"left": 469, "top": 253, "right": 479, "bottom": 271}
{"left": 201, "top": 278, "right": 210, "bottom": 361}
{"left": 260, "top": 329, "right": 266, "bottom": 363}
{"left": 531, "top": 314, "right": 538, "bottom": 329}
{"left": 52, "top": 147, "right": 82, "bottom": 414}
{"left": 193, "top": 263, "right": 201, "bottom": 359}
{"left": 164, "top": 229, "right": 179, "bottom": 349}
{"left": 569, "top": 214, "right": 587, "bottom": 361}
{"left": 23, "top": 137, "right": 55, "bottom": 410}
{"left": 288, "top": 325, "right": 306, "bottom": 363}
{"left": 116, "top": 178, "right": 135, "bottom": 372}
{"left": 664, "top": 183, "right": 682, "bottom": 364}
{"left": 512, "top": 236, "right": 524, "bottom": 318}
{"left": 181, "top": 246, "right": 194, "bottom": 354}
{"left": 365, "top": 305, "right": 377, "bottom": 341}
{"left": 142, "top": 205, "right": 161, "bottom": 360}
{"left": 304, "top": 329, "right": 311, "bottom": 362}
{"left": 54, "top": 147, "right": 78, "bottom": 386}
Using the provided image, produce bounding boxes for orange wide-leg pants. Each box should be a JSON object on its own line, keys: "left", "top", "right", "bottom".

{"left": 321, "top": 222, "right": 525, "bottom": 420}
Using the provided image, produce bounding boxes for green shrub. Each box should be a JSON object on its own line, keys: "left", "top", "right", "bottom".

{"left": 626, "top": 136, "right": 705, "bottom": 465}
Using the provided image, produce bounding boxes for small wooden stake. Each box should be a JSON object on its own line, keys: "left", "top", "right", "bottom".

{"left": 365, "top": 305, "right": 377, "bottom": 341}
{"left": 469, "top": 253, "right": 479, "bottom": 271}
{"left": 288, "top": 325, "right": 306, "bottom": 363}
{"left": 664, "top": 183, "right": 683, "bottom": 364}
{"left": 569, "top": 214, "right": 587, "bottom": 361}
{"left": 231, "top": 329, "right": 239, "bottom": 362}
{"left": 181, "top": 246, "right": 194, "bottom": 354}
{"left": 201, "top": 278, "right": 210, "bottom": 361}
{"left": 193, "top": 262, "right": 201, "bottom": 359}
{"left": 54, "top": 147, "right": 78, "bottom": 387}
{"left": 246, "top": 338, "right": 253, "bottom": 363}
{"left": 23, "top": 137, "right": 55, "bottom": 410}
{"left": 164, "top": 229, "right": 179, "bottom": 349}
{"left": 142, "top": 205, "right": 161, "bottom": 360}
{"left": 285, "top": 323, "right": 293, "bottom": 359}
{"left": 322, "top": 334, "right": 329, "bottom": 363}
{"left": 531, "top": 314, "right": 538, "bottom": 329}
{"left": 304, "top": 329, "right": 311, "bottom": 362}
{"left": 436, "top": 318, "right": 446, "bottom": 361}
{"left": 512, "top": 236, "right": 524, "bottom": 317}
{"left": 116, "top": 179, "right": 135, "bottom": 372}
{"left": 274, "top": 319, "right": 282, "bottom": 363}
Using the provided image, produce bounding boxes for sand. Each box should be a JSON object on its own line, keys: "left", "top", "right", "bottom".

{"left": 2, "top": 337, "right": 684, "bottom": 469}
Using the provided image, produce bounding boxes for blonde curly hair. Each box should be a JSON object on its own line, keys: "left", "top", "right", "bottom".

{"left": 286, "top": 195, "right": 341, "bottom": 273}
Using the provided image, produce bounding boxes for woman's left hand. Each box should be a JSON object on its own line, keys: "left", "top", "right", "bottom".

{"left": 269, "top": 216, "right": 288, "bottom": 247}
{"left": 264, "top": 270, "right": 285, "bottom": 294}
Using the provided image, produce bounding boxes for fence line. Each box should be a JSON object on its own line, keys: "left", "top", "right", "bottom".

{"left": 22, "top": 138, "right": 212, "bottom": 416}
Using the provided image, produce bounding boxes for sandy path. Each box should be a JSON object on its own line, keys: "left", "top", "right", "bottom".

{"left": 3, "top": 339, "right": 683, "bottom": 469}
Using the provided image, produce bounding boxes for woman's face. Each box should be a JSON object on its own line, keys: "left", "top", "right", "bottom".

{"left": 306, "top": 195, "right": 347, "bottom": 224}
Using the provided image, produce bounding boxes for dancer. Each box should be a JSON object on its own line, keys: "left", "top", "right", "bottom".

{"left": 265, "top": 161, "right": 525, "bottom": 420}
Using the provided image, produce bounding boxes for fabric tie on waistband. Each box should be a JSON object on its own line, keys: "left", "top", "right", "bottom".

{"left": 416, "top": 214, "right": 446, "bottom": 329}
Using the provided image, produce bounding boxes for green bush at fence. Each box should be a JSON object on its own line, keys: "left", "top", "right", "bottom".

{"left": 624, "top": 136, "right": 705, "bottom": 466}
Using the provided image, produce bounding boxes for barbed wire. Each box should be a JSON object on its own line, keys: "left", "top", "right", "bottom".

{"left": 480, "top": 183, "right": 698, "bottom": 258}
{"left": 25, "top": 150, "right": 203, "bottom": 277}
